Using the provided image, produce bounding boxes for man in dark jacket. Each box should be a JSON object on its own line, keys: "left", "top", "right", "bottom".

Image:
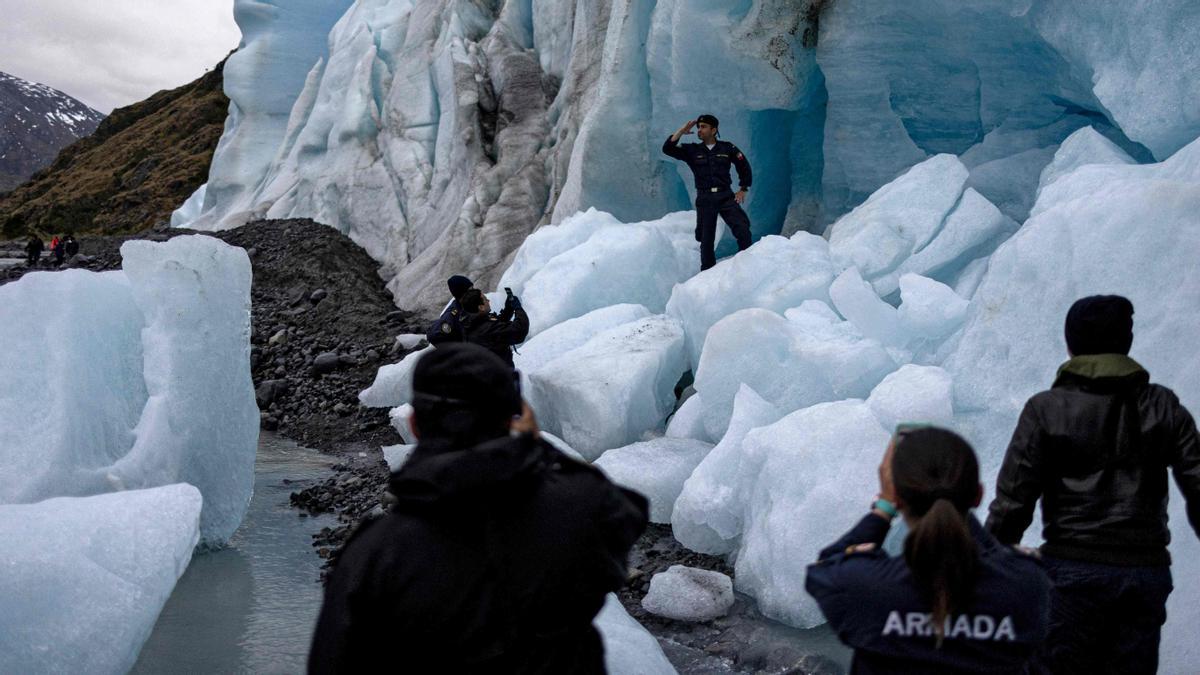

{"left": 309, "top": 344, "right": 648, "bottom": 674}
{"left": 459, "top": 288, "right": 529, "bottom": 369}
{"left": 426, "top": 275, "right": 474, "bottom": 346}
{"left": 25, "top": 235, "right": 43, "bottom": 266}
{"left": 662, "top": 114, "right": 754, "bottom": 271}
{"left": 987, "top": 295, "right": 1200, "bottom": 675}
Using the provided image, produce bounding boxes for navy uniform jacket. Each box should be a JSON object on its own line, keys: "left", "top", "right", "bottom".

{"left": 662, "top": 137, "right": 752, "bottom": 193}
{"left": 426, "top": 300, "right": 465, "bottom": 346}
{"left": 806, "top": 513, "right": 1049, "bottom": 674}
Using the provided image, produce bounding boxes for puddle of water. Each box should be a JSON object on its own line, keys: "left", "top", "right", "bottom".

{"left": 132, "top": 433, "right": 337, "bottom": 674}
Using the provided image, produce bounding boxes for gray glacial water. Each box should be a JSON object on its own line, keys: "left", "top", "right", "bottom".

{"left": 132, "top": 433, "right": 337, "bottom": 674}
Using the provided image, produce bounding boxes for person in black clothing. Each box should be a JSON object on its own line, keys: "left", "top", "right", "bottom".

{"left": 308, "top": 344, "right": 649, "bottom": 674}
{"left": 459, "top": 287, "right": 529, "bottom": 369}
{"left": 427, "top": 274, "right": 474, "bottom": 346}
{"left": 662, "top": 114, "right": 753, "bottom": 270}
{"left": 987, "top": 295, "right": 1200, "bottom": 675}
{"left": 25, "top": 235, "right": 44, "bottom": 267}
{"left": 63, "top": 235, "right": 79, "bottom": 259}
{"left": 807, "top": 426, "right": 1049, "bottom": 674}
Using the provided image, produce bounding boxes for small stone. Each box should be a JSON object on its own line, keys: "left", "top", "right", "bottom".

{"left": 313, "top": 352, "right": 341, "bottom": 374}
{"left": 269, "top": 329, "right": 289, "bottom": 346}
{"left": 310, "top": 288, "right": 328, "bottom": 304}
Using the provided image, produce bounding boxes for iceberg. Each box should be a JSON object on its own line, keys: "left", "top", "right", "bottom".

{"left": 0, "top": 484, "right": 202, "bottom": 675}
{"left": 641, "top": 565, "right": 734, "bottom": 623}
{"left": 0, "top": 236, "right": 257, "bottom": 547}
{"left": 359, "top": 345, "right": 433, "bottom": 408}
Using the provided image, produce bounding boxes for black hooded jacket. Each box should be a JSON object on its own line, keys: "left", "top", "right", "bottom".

{"left": 986, "top": 354, "right": 1200, "bottom": 566}
{"left": 461, "top": 305, "right": 529, "bottom": 368}
{"left": 308, "top": 434, "right": 648, "bottom": 674}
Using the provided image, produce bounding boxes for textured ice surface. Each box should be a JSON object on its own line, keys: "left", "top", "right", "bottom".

{"left": 515, "top": 212, "right": 696, "bottom": 335}
{"left": 515, "top": 304, "right": 652, "bottom": 372}
{"left": 595, "top": 594, "right": 677, "bottom": 675}
{"left": 735, "top": 368, "right": 954, "bottom": 627}
{"left": 0, "top": 484, "right": 202, "bottom": 675}
{"left": 359, "top": 346, "right": 433, "bottom": 408}
{"left": 170, "top": 183, "right": 207, "bottom": 227}
{"left": 641, "top": 565, "right": 734, "bottom": 622}
{"left": 527, "top": 315, "right": 686, "bottom": 460}
{"left": 0, "top": 236, "right": 256, "bottom": 547}
{"left": 665, "top": 393, "right": 712, "bottom": 443}
{"left": 946, "top": 137, "right": 1200, "bottom": 672}
{"left": 673, "top": 385, "right": 783, "bottom": 555}
{"left": 1037, "top": 126, "right": 1136, "bottom": 195}
{"left": 694, "top": 305, "right": 895, "bottom": 440}
{"left": 829, "top": 267, "right": 903, "bottom": 347}
{"left": 381, "top": 444, "right": 416, "bottom": 472}
{"left": 111, "top": 237, "right": 258, "bottom": 546}
{"left": 594, "top": 437, "right": 713, "bottom": 523}
{"left": 896, "top": 274, "right": 970, "bottom": 342}
{"left": 388, "top": 404, "right": 415, "bottom": 444}
{"left": 1032, "top": 0, "right": 1200, "bottom": 160}
{"left": 665, "top": 233, "right": 836, "bottom": 368}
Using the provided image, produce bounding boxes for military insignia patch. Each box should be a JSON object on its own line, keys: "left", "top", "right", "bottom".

{"left": 440, "top": 323, "right": 452, "bottom": 334}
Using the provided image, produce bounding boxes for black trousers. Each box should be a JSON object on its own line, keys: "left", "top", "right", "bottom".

{"left": 695, "top": 189, "right": 752, "bottom": 270}
{"left": 1035, "top": 556, "right": 1173, "bottom": 675}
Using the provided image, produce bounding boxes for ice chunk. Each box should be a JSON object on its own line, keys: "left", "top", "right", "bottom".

{"left": 665, "top": 233, "right": 836, "bottom": 368}
{"left": 514, "top": 304, "right": 652, "bottom": 374}
{"left": 498, "top": 209, "right": 624, "bottom": 295}
{"left": 896, "top": 274, "right": 970, "bottom": 342}
{"left": 0, "top": 236, "right": 256, "bottom": 547}
{"left": 641, "top": 565, "right": 734, "bottom": 622}
{"left": 381, "top": 444, "right": 416, "bottom": 472}
{"left": 694, "top": 307, "right": 895, "bottom": 439}
{"left": 673, "top": 385, "right": 782, "bottom": 555}
{"left": 867, "top": 365, "right": 955, "bottom": 433}
{"left": 393, "top": 334, "right": 426, "bottom": 351}
{"left": 965, "top": 146, "right": 1057, "bottom": 222}
{"left": 519, "top": 219, "right": 694, "bottom": 335}
{"left": 828, "top": 154, "right": 969, "bottom": 279}
{"left": 595, "top": 594, "right": 677, "bottom": 675}
{"left": 359, "top": 346, "right": 434, "bottom": 408}
{"left": 388, "top": 404, "right": 416, "bottom": 444}
{"left": 665, "top": 393, "right": 712, "bottom": 443}
{"left": 594, "top": 437, "right": 714, "bottom": 523}
{"left": 170, "top": 183, "right": 207, "bottom": 228}
{"left": 735, "top": 400, "right": 892, "bottom": 628}
{"left": 1037, "top": 126, "right": 1136, "bottom": 194}
{"left": 829, "top": 267, "right": 903, "bottom": 347}
{"left": 109, "top": 236, "right": 258, "bottom": 546}
{"left": 528, "top": 315, "right": 686, "bottom": 460}
{"left": 0, "top": 484, "right": 202, "bottom": 675}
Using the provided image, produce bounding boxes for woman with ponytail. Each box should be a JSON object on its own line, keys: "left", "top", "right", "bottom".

{"left": 805, "top": 426, "right": 1049, "bottom": 674}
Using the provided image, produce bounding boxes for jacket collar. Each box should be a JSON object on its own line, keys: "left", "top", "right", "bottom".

{"left": 388, "top": 434, "right": 547, "bottom": 507}
{"left": 1053, "top": 354, "right": 1149, "bottom": 390}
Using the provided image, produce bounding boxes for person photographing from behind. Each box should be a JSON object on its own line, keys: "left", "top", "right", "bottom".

{"left": 806, "top": 426, "right": 1049, "bottom": 674}
{"left": 459, "top": 287, "right": 529, "bottom": 368}
{"left": 309, "top": 344, "right": 649, "bottom": 673}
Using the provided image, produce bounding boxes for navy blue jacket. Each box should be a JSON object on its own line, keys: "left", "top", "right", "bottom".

{"left": 426, "top": 299, "right": 465, "bottom": 346}
{"left": 806, "top": 513, "right": 1049, "bottom": 674}
{"left": 662, "top": 137, "right": 752, "bottom": 193}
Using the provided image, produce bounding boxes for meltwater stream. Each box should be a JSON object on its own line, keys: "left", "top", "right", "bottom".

{"left": 132, "top": 433, "right": 337, "bottom": 674}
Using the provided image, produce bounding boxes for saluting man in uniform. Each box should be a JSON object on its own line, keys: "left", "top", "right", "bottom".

{"left": 662, "top": 114, "right": 753, "bottom": 270}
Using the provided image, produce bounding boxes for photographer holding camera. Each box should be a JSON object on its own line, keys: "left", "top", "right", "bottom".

{"left": 459, "top": 287, "right": 529, "bottom": 369}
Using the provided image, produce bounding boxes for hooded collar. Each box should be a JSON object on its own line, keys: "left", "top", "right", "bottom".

{"left": 388, "top": 434, "right": 547, "bottom": 508}
{"left": 1053, "top": 354, "right": 1149, "bottom": 391}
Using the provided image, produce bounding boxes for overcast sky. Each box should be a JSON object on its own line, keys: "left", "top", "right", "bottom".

{"left": 0, "top": 1, "right": 241, "bottom": 114}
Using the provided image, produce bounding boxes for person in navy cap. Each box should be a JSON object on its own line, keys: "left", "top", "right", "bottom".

{"left": 662, "top": 114, "right": 753, "bottom": 270}
{"left": 426, "top": 275, "right": 474, "bottom": 346}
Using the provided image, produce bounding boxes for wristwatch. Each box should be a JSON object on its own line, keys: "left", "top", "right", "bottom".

{"left": 872, "top": 497, "right": 898, "bottom": 519}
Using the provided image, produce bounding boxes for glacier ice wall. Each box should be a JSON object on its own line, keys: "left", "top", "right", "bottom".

{"left": 186, "top": 0, "right": 1199, "bottom": 310}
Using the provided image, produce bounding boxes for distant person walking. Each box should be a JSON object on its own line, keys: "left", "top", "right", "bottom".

{"left": 309, "top": 344, "right": 648, "bottom": 673}
{"left": 24, "top": 235, "right": 43, "bottom": 266}
{"left": 63, "top": 235, "right": 79, "bottom": 259}
{"left": 807, "top": 426, "right": 1049, "bottom": 674}
{"left": 459, "top": 288, "right": 529, "bottom": 369}
{"left": 987, "top": 295, "right": 1200, "bottom": 674}
{"left": 426, "top": 275, "right": 474, "bottom": 346}
{"left": 51, "top": 236, "right": 65, "bottom": 266}
{"left": 662, "top": 114, "right": 753, "bottom": 270}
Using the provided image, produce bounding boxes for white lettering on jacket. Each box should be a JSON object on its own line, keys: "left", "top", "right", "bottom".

{"left": 882, "top": 611, "right": 1017, "bottom": 641}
